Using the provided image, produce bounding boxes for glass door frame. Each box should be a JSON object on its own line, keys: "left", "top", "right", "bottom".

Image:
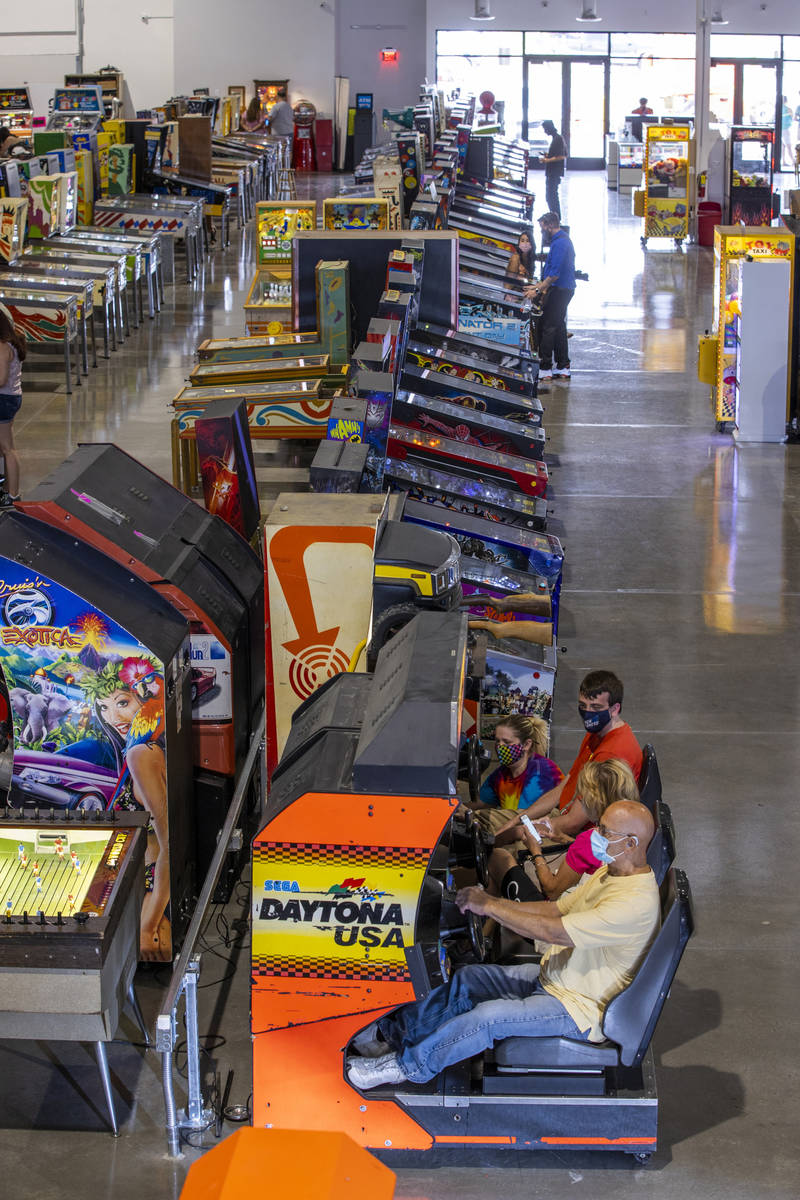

{"left": 710, "top": 57, "right": 783, "bottom": 168}
{"left": 523, "top": 55, "right": 610, "bottom": 169}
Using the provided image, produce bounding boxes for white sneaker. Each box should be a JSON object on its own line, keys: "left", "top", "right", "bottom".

{"left": 553, "top": 369, "right": 571, "bottom": 379}
{"left": 350, "top": 1020, "right": 387, "bottom": 1058}
{"left": 539, "top": 369, "right": 553, "bottom": 380}
{"left": 346, "top": 1052, "right": 408, "bottom": 1089}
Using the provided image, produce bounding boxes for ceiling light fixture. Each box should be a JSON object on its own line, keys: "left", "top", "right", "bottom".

{"left": 470, "top": 1, "right": 496, "bottom": 22}
{"left": 576, "top": 1, "right": 602, "bottom": 21}
{"left": 710, "top": 8, "right": 729, "bottom": 23}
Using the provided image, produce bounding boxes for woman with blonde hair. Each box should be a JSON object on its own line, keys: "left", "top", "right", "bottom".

{"left": 469, "top": 714, "right": 563, "bottom": 836}
{"left": 494, "top": 757, "right": 640, "bottom": 901}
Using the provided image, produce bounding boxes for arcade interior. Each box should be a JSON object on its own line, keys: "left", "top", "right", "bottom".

{"left": 0, "top": 7, "right": 797, "bottom": 1200}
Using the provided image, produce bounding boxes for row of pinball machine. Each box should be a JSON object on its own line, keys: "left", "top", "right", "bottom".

{"left": 0, "top": 81, "right": 292, "bottom": 392}
{"left": 0, "top": 87, "right": 694, "bottom": 1165}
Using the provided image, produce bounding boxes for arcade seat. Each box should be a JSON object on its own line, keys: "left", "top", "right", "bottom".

{"left": 489, "top": 868, "right": 693, "bottom": 1083}
{"left": 638, "top": 743, "right": 662, "bottom": 815}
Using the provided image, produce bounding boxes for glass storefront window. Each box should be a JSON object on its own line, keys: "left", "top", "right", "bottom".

{"left": 784, "top": 37, "right": 800, "bottom": 61}
{"left": 524, "top": 31, "right": 608, "bottom": 56}
{"left": 437, "top": 56, "right": 525, "bottom": 139}
{"left": 436, "top": 31, "right": 523, "bottom": 57}
{"left": 609, "top": 58, "right": 695, "bottom": 135}
{"left": 709, "top": 34, "right": 781, "bottom": 59}
{"left": 610, "top": 33, "right": 695, "bottom": 59}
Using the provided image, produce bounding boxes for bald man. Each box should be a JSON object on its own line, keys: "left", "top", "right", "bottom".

{"left": 347, "top": 801, "right": 658, "bottom": 1089}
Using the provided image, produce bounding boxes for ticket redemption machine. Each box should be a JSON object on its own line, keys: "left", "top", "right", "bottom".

{"left": 641, "top": 123, "right": 691, "bottom": 248}
{"left": 252, "top": 611, "right": 688, "bottom": 1161}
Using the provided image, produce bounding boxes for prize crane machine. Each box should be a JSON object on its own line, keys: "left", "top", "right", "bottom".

{"left": 251, "top": 610, "right": 694, "bottom": 1163}
{"left": 641, "top": 123, "right": 692, "bottom": 248}
{"left": 705, "top": 226, "right": 795, "bottom": 433}
{"left": 292, "top": 99, "right": 317, "bottom": 172}
{"left": 0, "top": 87, "right": 33, "bottom": 138}
{"left": 727, "top": 126, "right": 775, "bottom": 226}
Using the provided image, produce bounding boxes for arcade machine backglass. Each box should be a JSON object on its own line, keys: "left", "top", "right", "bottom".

{"left": 0, "top": 509, "right": 193, "bottom": 962}
{"left": 0, "top": 87, "right": 33, "bottom": 138}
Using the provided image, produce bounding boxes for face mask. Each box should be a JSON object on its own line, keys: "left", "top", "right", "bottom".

{"left": 590, "top": 828, "right": 637, "bottom": 865}
{"left": 579, "top": 706, "right": 612, "bottom": 734}
{"left": 497, "top": 742, "right": 525, "bottom": 767}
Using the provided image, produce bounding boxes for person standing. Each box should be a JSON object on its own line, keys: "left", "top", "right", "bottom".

{"left": 630, "top": 97, "right": 653, "bottom": 142}
{"left": 540, "top": 119, "right": 567, "bottom": 219}
{"left": 267, "top": 87, "right": 295, "bottom": 137}
{"left": 525, "top": 213, "right": 575, "bottom": 381}
{"left": 0, "top": 305, "right": 25, "bottom": 506}
{"left": 241, "top": 97, "right": 266, "bottom": 132}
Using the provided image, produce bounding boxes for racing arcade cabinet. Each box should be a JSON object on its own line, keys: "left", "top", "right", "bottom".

{"left": 252, "top": 612, "right": 694, "bottom": 1163}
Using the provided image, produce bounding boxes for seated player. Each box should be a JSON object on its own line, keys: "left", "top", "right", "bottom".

{"left": 495, "top": 757, "right": 640, "bottom": 901}
{"left": 347, "top": 800, "right": 657, "bottom": 1089}
{"left": 493, "top": 669, "right": 642, "bottom": 847}
{"left": 0, "top": 127, "right": 27, "bottom": 158}
{"left": 466, "top": 714, "right": 563, "bottom": 836}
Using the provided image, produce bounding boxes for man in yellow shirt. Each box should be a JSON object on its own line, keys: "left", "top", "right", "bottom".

{"left": 347, "top": 800, "right": 658, "bottom": 1088}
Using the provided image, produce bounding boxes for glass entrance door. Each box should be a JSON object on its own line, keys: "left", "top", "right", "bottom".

{"left": 524, "top": 57, "right": 608, "bottom": 168}
{"left": 711, "top": 60, "right": 779, "bottom": 157}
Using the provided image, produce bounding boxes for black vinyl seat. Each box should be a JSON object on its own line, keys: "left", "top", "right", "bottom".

{"left": 493, "top": 867, "right": 693, "bottom": 1072}
{"left": 638, "top": 743, "right": 662, "bottom": 815}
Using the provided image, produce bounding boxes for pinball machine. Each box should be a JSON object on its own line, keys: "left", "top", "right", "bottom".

{"left": 0, "top": 87, "right": 33, "bottom": 138}
{"left": 0, "top": 508, "right": 193, "bottom": 962}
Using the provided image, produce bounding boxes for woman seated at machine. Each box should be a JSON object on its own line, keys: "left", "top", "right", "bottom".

{"left": 0, "top": 127, "right": 29, "bottom": 158}
{"left": 491, "top": 757, "right": 640, "bottom": 901}
{"left": 465, "top": 714, "right": 563, "bottom": 836}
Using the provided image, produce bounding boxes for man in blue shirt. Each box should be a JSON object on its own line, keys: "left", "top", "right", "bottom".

{"left": 526, "top": 213, "right": 575, "bottom": 381}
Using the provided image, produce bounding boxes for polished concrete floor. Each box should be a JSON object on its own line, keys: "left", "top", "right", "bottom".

{"left": 1, "top": 172, "right": 798, "bottom": 1198}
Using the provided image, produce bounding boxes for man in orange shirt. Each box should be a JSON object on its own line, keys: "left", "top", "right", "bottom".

{"left": 493, "top": 670, "right": 642, "bottom": 847}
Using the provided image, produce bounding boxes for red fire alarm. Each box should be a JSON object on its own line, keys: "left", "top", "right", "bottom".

{"left": 380, "top": 47, "right": 398, "bottom": 63}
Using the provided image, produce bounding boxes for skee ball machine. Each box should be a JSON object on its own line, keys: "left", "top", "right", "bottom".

{"left": 19, "top": 444, "right": 264, "bottom": 899}
{"left": 0, "top": 509, "right": 193, "bottom": 962}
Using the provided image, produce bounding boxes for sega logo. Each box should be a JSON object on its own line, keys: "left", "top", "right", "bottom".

{"left": 263, "top": 879, "right": 301, "bottom": 893}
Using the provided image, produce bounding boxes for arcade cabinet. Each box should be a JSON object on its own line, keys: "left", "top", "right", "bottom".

{"left": 19, "top": 444, "right": 264, "bottom": 899}
{"left": 251, "top": 612, "right": 694, "bottom": 1162}
{"left": 0, "top": 508, "right": 194, "bottom": 962}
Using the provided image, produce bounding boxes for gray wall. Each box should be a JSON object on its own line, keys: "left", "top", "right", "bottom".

{"left": 336, "top": 0, "right": 427, "bottom": 139}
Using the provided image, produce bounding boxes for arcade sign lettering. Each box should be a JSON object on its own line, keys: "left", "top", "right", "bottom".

{"left": 258, "top": 894, "right": 406, "bottom": 948}
{"left": 2, "top": 625, "right": 83, "bottom": 649}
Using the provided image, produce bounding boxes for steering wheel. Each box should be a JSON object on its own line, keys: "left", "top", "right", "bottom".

{"left": 471, "top": 821, "right": 489, "bottom": 887}
{"left": 440, "top": 891, "right": 487, "bottom": 962}
{"left": 466, "top": 734, "right": 481, "bottom": 805}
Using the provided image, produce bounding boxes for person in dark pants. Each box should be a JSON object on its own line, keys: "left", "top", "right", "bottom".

{"left": 540, "top": 120, "right": 567, "bottom": 219}
{"left": 525, "top": 213, "right": 575, "bottom": 381}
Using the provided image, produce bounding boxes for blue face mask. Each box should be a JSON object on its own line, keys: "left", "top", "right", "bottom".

{"left": 578, "top": 705, "right": 612, "bottom": 734}
{"left": 590, "top": 828, "right": 637, "bottom": 865}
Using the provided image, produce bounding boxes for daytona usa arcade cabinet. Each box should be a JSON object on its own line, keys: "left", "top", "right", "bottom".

{"left": 251, "top": 611, "right": 694, "bottom": 1163}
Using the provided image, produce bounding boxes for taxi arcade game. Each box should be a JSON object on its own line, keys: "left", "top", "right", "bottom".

{"left": 252, "top": 612, "right": 694, "bottom": 1162}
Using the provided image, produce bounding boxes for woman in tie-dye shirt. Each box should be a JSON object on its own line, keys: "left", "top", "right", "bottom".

{"left": 472, "top": 715, "right": 563, "bottom": 835}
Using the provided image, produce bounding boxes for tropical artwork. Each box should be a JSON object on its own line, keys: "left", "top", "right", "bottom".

{"left": 0, "top": 562, "right": 172, "bottom": 960}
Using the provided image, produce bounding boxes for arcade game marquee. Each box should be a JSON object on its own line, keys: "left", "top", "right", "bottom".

{"left": 251, "top": 613, "right": 694, "bottom": 1161}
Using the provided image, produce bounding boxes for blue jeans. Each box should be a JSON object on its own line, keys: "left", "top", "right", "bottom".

{"left": 379, "top": 962, "right": 588, "bottom": 1083}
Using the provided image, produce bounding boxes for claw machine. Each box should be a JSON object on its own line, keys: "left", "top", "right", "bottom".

{"left": 244, "top": 200, "right": 316, "bottom": 335}
{"left": 727, "top": 127, "right": 774, "bottom": 226}
{"left": 641, "top": 123, "right": 691, "bottom": 247}
{"left": 709, "top": 226, "right": 795, "bottom": 429}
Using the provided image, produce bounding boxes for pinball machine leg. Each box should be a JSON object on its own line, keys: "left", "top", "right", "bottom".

{"left": 127, "top": 982, "right": 152, "bottom": 1046}
{"left": 89, "top": 306, "right": 98, "bottom": 367}
{"left": 79, "top": 313, "right": 89, "bottom": 375}
{"left": 94, "top": 1041, "right": 120, "bottom": 1136}
{"left": 63, "top": 334, "right": 73, "bottom": 395}
{"left": 122, "top": 286, "right": 132, "bottom": 338}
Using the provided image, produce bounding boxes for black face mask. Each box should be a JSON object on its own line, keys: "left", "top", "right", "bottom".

{"left": 578, "top": 706, "right": 612, "bottom": 734}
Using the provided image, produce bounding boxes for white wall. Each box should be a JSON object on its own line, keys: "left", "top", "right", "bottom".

{"left": 173, "top": 0, "right": 336, "bottom": 116}
{"left": 82, "top": 0, "right": 175, "bottom": 114}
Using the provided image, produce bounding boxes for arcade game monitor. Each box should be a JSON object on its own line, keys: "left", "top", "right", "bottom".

{"left": 0, "top": 509, "right": 193, "bottom": 962}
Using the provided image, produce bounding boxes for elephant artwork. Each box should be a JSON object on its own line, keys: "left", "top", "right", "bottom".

{"left": 9, "top": 687, "right": 72, "bottom": 745}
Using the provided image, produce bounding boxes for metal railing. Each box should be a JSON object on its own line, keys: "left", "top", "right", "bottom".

{"left": 156, "top": 705, "right": 265, "bottom": 1156}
